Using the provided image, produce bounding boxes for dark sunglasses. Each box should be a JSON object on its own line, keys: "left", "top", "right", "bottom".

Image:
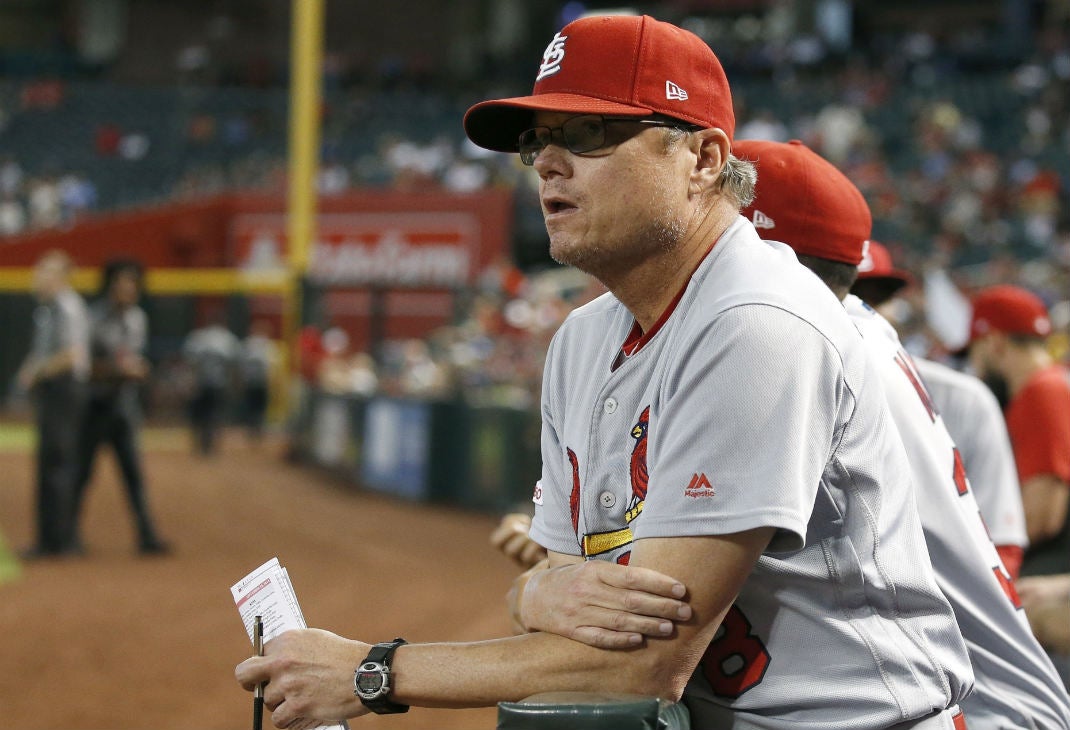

{"left": 518, "top": 114, "right": 699, "bottom": 166}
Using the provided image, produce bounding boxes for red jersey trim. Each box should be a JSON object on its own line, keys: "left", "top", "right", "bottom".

{"left": 617, "top": 241, "right": 718, "bottom": 362}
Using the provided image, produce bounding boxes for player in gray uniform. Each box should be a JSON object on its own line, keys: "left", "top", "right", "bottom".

{"left": 16, "top": 250, "right": 88, "bottom": 558}
{"left": 853, "top": 242, "right": 1028, "bottom": 578}
{"left": 236, "top": 16, "right": 970, "bottom": 730}
{"left": 734, "top": 139, "right": 1069, "bottom": 729}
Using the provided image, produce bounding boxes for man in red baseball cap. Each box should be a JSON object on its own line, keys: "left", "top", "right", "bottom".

{"left": 238, "top": 17, "right": 973, "bottom": 730}
{"left": 852, "top": 240, "right": 914, "bottom": 310}
{"left": 968, "top": 284, "right": 1070, "bottom": 579}
{"left": 732, "top": 139, "right": 1070, "bottom": 727}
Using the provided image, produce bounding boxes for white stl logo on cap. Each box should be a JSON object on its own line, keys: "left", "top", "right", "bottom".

{"left": 858, "top": 240, "right": 874, "bottom": 272}
{"left": 536, "top": 32, "right": 568, "bottom": 81}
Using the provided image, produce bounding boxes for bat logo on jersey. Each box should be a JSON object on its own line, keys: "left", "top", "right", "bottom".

{"left": 626, "top": 407, "right": 650, "bottom": 523}
{"left": 536, "top": 32, "right": 568, "bottom": 81}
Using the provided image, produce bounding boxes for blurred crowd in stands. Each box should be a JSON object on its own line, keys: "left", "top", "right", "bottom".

{"left": 2, "top": 19, "right": 1070, "bottom": 408}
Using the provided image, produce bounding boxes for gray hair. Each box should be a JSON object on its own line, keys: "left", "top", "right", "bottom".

{"left": 720, "top": 153, "right": 756, "bottom": 208}
{"left": 662, "top": 128, "right": 756, "bottom": 208}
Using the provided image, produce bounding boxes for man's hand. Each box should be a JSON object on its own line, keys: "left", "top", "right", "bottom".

{"left": 517, "top": 560, "right": 692, "bottom": 649}
{"left": 1017, "top": 574, "right": 1070, "bottom": 654}
{"left": 235, "top": 628, "right": 370, "bottom": 728}
{"left": 490, "top": 513, "right": 548, "bottom": 568}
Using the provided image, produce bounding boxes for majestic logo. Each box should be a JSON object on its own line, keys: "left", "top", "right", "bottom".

{"left": 751, "top": 210, "right": 775, "bottom": 230}
{"left": 626, "top": 407, "right": 650, "bottom": 523}
{"left": 685, "top": 472, "right": 715, "bottom": 498}
{"left": 665, "top": 80, "right": 689, "bottom": 101}
{"left": 536, "top": 32, "right": 568, "bottom": 82}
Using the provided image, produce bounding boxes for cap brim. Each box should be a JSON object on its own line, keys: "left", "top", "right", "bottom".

{"left": 464, "top": 93, "right": 654, "bottom": 153}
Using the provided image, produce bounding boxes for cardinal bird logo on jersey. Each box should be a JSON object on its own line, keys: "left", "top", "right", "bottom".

{"left": 567, "top": 447, "right": 581, "bottom": 540}
{"left": 626, "top": 407, "right": 650, "bottom": 523}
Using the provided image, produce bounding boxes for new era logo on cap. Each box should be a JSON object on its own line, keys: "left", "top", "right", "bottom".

{"left": 665, "top": 80, "right": 688, "bottom": 100}
{"left": 536, "top": 32, "right": 568, "bottom": 82}
{"left": 751, "top": 210, "right": 775, "bottom": 230}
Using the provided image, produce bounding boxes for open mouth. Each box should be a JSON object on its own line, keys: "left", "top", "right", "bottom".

{"left": 544, "top": 198, "right": 577, "bottom": 214}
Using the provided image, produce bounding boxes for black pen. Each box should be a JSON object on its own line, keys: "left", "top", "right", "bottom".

{"left": 253, "top": 615, "right": 264, "bottom": 730}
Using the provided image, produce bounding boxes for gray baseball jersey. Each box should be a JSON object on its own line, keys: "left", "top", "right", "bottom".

{"left": 846, "top": 296, "right": 1070, "bottom": 730}
{"left": 29, "top": 286, "right": 89, "bottom": 382}
{"left": 912, "top": 357, "right": 1028, "bottom": 551}
{"left": 529, "top": 217, "right": 973, "bottom": 729}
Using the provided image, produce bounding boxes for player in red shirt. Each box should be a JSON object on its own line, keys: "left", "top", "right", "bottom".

{"left": 968, "top": 285, "right": 1070, "bottom": 578}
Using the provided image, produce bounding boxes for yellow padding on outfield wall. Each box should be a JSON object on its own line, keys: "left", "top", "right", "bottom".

{"left": 0, "top": 268, "right": 291, "bottom": 295}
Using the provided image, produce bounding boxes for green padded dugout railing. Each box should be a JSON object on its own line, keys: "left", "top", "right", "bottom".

{"left": 497, "top": 692, "right": 690, "bottom": 730}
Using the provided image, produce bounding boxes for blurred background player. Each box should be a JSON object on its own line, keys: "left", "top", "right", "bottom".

{"left": 238, "top": 318, "right": 277, "bottom": 445}
{"left": 15, "top": 249, "right": 88, "bottom": 558}
{"left": 68, "top": 259, "right": 169, "bottom": 556}
{"left": 182, "top": 309, "right": 240, "bottom": 456}
{"left": 852, "top": 241, "right": 1029, "bottom": 579}
{"left": 966, "top": 285, "right": 1069, "bottom": 580}
{"left": 734, "top": 138, "right": 1070, "bottom": 727}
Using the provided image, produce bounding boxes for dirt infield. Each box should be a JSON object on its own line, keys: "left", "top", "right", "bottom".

{"left": 0, "top": 425, "right": 518, "bottom": 730}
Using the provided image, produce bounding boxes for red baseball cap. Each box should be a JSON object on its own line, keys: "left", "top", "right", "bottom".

{"left": 463, "top": 15, "right": 735, "bottom": 153}
{"left": 734, "top": 139, "right": 871, "bottom": 265}
{"left": 856, "top": 240, "right": 913, "bottom": 290}
{"left": 969, "top": 285, "right": 1051, "bottom": 342}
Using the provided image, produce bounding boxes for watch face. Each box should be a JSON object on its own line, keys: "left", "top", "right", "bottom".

{"left": 355, "top": 666, "right": 385, "bottom": 697}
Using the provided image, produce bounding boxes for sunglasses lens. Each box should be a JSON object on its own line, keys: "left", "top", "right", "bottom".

{"left": 562, "top": 116, "right": 606, "bottom": 154}
{"left": 519, "top": 127, "right": 551, "bottom": 165}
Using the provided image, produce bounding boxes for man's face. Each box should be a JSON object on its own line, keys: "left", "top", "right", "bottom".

{"left": 969, "top": 335, "right": 1011, "bottom": 407}
{"left": 530, "top": 112, "right": 694, "bottom": 279}
{"left": 109, "top": 270, "right": 140, "bottom": 308}
{"left": 32, "top": 260, "right": 63, "bottom": 301}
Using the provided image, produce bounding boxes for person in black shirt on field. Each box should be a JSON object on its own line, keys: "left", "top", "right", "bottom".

{"left": 67, "top": 259, "right": 169, "bottom": 556}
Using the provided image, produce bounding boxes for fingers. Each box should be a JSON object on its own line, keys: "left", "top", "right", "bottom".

{"left": 490, "top": 513, "right": 532, "bottom": 550}
{"left": 235, "top": 655, "right": 271, "bottom": 692}
{"left": 576, "top": 562, "right": 691, "bottom": 621}
{"left": 598, "top": 562, "right": 687, "bottom": 599}
{"left": 519, "top": 540, "right": 549, "bottom": 569}
{"left": 490, "top": 513, "right": 547, "bottom": 568}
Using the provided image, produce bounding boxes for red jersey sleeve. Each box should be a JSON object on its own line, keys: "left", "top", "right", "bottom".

{"left": 1005, "top": 367, "right": 1070, "bottom": 484}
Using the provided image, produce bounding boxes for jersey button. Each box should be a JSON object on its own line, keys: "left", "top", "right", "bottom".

{"left": 600, "top": 491, "right": 616, "bottom": 508}
{"left": 603, "top": 397, "right": 618, "bottom": 414}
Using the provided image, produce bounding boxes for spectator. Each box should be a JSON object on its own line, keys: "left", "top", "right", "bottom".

{"left": 0, "top": 192, "right": 26, "bottom": 236}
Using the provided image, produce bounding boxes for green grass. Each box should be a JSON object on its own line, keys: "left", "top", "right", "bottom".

{"left": 0, "top": 422, "right": 191, "bottom": 453}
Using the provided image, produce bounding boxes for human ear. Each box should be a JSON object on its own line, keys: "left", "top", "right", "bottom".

{"left": 689, "top": 128, "right": 730, "bottom": 195}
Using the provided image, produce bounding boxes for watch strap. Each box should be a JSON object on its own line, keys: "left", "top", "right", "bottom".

{"left": 356, "top": 637, "right": 409, "bottom": 714}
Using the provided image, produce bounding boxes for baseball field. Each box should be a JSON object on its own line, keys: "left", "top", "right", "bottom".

{"left": 0, "top": 422, "right": 517, "bottom": 729}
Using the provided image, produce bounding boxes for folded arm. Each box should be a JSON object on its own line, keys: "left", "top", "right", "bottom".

{"left": 236, "top": 527, "right": 773, "bottom": 728}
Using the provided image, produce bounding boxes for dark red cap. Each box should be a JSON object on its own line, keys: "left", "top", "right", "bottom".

{"left": 856, "top": 240, "right": 913, "bottom": 290}
{"left": 464, "top": 15, "right": 735, "bottom": 152}
{"left": 734, "top": 139, "right": 871, "bottom": 265}
{"left": 970, "top": 285, "right": 1051, "bottom": 342}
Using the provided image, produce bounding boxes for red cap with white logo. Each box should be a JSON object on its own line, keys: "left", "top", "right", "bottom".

{"left": 463, "top": 15, "right": 734, "bottom": 153}
{"left": 856, "top": 240, "right": 913, "bottom": 290}
{"left": 969, "top": 285, "right": 1051, "bottom": 342}
{"left": 734, "top": 139, "right": 872, "bottom": 265}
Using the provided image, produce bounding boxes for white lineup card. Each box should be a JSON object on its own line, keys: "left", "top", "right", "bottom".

{"left": 231, "top": 557, "right": 349, "bottom": 730}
